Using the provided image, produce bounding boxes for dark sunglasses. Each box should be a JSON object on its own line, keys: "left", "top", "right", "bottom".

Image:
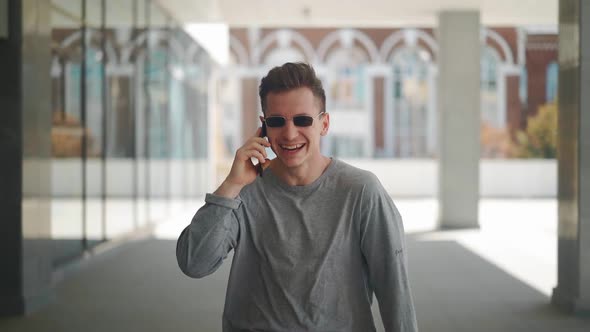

{"left": 264, "top": 111, "right": 326, "bottom": 128}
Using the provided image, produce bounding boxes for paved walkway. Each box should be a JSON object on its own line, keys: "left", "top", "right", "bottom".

{"left": 1, "top": 199, "right": 589, "bottom": 331}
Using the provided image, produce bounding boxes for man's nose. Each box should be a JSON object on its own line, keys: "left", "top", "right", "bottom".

{"left": 281, "top": 121, "right": 299, "bottom": 140}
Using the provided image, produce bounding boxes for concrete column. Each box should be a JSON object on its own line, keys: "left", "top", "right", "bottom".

{"left": 552, "top": 0, "right": 590, "bottom": 314}
{"left": 0, "top": 0, "right": 53, "bottom": 316}
{"left": 436, "top": 11, "right": 480, "bottom": 229}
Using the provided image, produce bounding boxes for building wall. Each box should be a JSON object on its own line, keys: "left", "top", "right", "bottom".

{"left": 226, "top": 26, "right": 557, "bottom": 159}
{"left": 525, "top": 34, "right": 559, "bottom": 121}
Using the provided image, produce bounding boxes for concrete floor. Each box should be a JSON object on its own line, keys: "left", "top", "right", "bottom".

{"left": 1, "top": 199, "right": 589, "bottom": 331}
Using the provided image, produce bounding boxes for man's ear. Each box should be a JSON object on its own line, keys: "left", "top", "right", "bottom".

{"left": 259, "top": 115, "right": 265, "bottom": 123}
{"left": 320, "top": 113, "right": 330, "bottom": 136}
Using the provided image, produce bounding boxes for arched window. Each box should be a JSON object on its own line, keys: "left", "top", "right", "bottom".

{"left": 390, "top": 48, "right": 431, "bottom": 158}
{"left": 168, "top": 37, "right": 187, "bottom": 159}
{"left": 185, "top": 45, "right": 210, "bottom": 159}
{"left": 85, "top": 47, "right": 104, "bottom": 157}
{"left": 259, "top": 30, "right": 313, "bottom": 72}
{"left": 481, "top": 46, "right": 501, "bottom": 128}
{"left": 64, "top": 46, "right": 104, "bottom": 157}
{"left": 315, "top": 29, "right": 379, "bottom": 158}
{"left": 326, "top": 47, "right": 367, "bottom": 110}
{"left": 324, "top": 46, "right": 369, "bottom": 158}
{"left": 546, "top": 61, "right": 558, "bottom": 103}
{"left": 146, "top": 42, "right": 169, "bottom": 159}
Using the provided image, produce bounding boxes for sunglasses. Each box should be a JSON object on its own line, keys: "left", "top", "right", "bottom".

{"left": 263, "top": 111, "right": 326, "bottom": 128}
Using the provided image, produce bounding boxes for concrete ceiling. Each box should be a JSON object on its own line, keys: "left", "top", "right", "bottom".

{"left": 157, "top": 0, "right": 558, "bottom": 27}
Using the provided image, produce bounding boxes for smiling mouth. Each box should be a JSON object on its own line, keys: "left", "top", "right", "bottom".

{"left": 280, "top": 143, "right": 305, "bottom": 152}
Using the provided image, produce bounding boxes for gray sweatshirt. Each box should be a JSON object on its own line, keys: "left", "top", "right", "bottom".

{"left": 176, "top": 159, "right": 418, "bottom": 331}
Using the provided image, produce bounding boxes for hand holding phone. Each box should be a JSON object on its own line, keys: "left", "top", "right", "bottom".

{"left": 217, "top": 126, "right": 270, "bottom": 198}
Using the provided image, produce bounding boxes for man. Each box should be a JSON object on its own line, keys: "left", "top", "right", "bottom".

{"left": 176, "top": 62, "right": 418, "bottom": 331}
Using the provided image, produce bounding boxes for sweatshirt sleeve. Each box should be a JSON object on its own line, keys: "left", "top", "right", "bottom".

{"left": 359, "top": 174, "right": 418, "bottom": 332}
{"left": 176, "top": 193, "right": 241, "bottom": 278}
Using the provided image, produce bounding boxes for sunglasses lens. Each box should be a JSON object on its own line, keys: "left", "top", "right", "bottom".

{"left": 265, "top": 117, "right": 285, "bottom": 127}
{"left": 293, "top": 116, "right": 314, "bottom": 127}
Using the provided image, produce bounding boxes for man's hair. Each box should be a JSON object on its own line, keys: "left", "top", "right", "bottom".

{"left": 259, "top": 62, "right": 326, "bottom": 114}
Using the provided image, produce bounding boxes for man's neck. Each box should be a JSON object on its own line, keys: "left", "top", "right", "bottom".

{"left": 271, "top": 156, "right": 332, "bottom": 186}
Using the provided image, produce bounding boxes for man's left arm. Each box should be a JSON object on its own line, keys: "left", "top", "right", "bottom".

{"left": 359, "top": 174, "right": 418, "bottom": 332}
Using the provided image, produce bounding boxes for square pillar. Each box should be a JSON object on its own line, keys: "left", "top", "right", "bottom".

{"left": 552, "top": 0, "right": 590, "bottom": 314}
{"left": 437, "top": 11, "right": 480, "bottom": 229}
{"left": 0, "top": 0, "right": 53, "bottom": 316}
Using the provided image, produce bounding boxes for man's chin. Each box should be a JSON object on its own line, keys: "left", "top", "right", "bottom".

{"left": 275, "top": 155, "right": 303, "bottom": 169}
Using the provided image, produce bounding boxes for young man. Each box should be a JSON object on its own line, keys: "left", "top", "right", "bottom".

{"left": 176, "top": 62, "right": 418, "bottom": 331}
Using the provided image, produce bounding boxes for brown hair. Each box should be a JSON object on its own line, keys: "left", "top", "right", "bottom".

{"left": 259, "top": 62, "right": 326, "bottom": 114}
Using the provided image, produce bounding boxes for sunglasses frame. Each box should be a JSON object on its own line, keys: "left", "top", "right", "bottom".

{"left": 263, "top": 111, "right": 327, "bottom": 128}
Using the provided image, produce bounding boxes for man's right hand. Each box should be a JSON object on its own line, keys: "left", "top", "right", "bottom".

{"left": 214, "top": 127, "right": 271, "bottom": 198}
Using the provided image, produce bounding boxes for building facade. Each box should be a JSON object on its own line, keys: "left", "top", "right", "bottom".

{"left": 1, "top": 0, "right": 213, "bottom": 316}
{"left": 219, "top": 27, "right": 557, "bottom": 160}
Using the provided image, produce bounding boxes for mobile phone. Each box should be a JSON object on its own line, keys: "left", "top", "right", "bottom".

{"left": 260, "top": 122, "right": 267, "bottom": 138}
{"left": 256, "top": 123, "right": 267, "bottom": 176}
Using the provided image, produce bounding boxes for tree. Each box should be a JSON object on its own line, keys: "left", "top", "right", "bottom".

{"left": 513, "top": 101, "right": 558, "bottom": 158}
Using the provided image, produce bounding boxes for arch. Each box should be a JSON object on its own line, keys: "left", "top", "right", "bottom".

{"left": 381, "top": 28, "right": 438, "bottom": 63}
{"left": 481, "top": 45, "right": 502, "bottom": 88}
{"left": 60, "top": 29, "right": 117, "bottom": 63}
{"left": 61, "top": 30, "right": 82, "bottom": 49}
{"left": 482, "top": 45, "right": 502, "bottom": 67}
{"left": 256, "top": 29, "right": 316, "bottom": 65}
{"left": 168, "top": 35, "right": 187, "bottom": 63}
{"left": 483, "top": 28, "right": 515, "bottom": 65}
{"left": 263, "top": 48, "right": 306, "bottom": 67}
{"left": 121, "top": 30, "right": 148, "bottom": 63}
{"left": 121, "top": 30, "right": 168, "bottom": 64}
{"left": 318, "top": 29, "right": 377, "bottom": 158}
{"left": 317, "top": 29, "right": 379, "bottom": 64}
{"left": 387, "top": 46, "right": 437, "bottom": 158}
{"left": 228, "top": 35, "right": 249, "bottom": 65}
{"left": 121, "top": 30, "right": 191, "bottom": 65}
{"left": 186, "top": 42, "right": 208, "bottom": 65}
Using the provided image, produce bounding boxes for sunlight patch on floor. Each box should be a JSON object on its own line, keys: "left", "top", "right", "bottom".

{"left": 415, "top": 199, "right": 557, "bottom": 296}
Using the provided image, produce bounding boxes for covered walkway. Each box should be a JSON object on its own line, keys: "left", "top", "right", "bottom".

{"left": 1, "top": 199, "right": 588, "bottom": 332}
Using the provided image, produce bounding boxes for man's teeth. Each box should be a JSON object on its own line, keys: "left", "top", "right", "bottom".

{"left": 281, "top": 144, "right": 304, "bottom": 150}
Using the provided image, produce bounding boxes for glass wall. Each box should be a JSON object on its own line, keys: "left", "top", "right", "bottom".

{"left": 50, "top": 0, "right": 85, "bottom": 266}
{"left": 50, "top": 0, "right": 211, "bottom": 267}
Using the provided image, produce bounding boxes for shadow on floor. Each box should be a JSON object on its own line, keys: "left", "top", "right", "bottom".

{"left": 405, "top": 234, "right": 589, "bottom": 331}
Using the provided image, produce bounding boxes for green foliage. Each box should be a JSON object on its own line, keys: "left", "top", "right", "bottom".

{"left": 513, "top": 101, "right": 558, "bottom": 158}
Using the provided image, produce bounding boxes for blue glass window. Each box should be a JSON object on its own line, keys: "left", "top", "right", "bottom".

{"left": 546, "top": 61, "right": 558, "bottom": 103}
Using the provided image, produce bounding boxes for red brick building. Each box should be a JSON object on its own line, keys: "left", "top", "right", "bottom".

{"left": 219, "top": 27, "right": 557, "bottom": 159}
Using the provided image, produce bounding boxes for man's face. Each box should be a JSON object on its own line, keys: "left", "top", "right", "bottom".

{"left": 262, "top": 87, "right": 329, "bottom": 172}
